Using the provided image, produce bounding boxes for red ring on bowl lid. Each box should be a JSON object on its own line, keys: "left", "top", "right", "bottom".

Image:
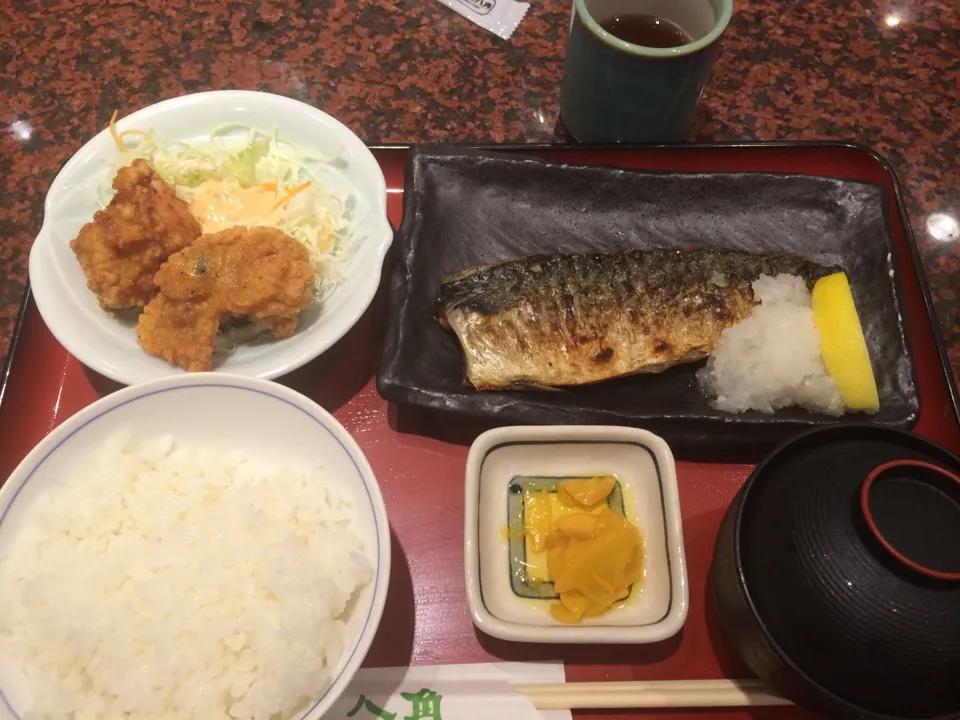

{"left": 860, "top": 459, "right": 960, "bottom": 582}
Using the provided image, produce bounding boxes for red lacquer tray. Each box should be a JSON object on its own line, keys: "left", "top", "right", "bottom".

{"left": 2, "top": 144, "right": 959, "bottom": 720}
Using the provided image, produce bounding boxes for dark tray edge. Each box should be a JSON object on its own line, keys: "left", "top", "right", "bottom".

{"left": 0, "top": 286, "right": 31, "bottom": 414}
{"left": 3, "top": 142, "right": 957, "bottom": 436}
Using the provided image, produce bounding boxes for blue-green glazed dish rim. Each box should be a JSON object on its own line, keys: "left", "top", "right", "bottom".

{"left": 574, "top": 0, "right": 734, "bottom": 58}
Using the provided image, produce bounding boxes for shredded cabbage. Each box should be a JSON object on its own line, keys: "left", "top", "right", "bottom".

{"left": 101, "top": 122, "right": 356, "bottom": 302}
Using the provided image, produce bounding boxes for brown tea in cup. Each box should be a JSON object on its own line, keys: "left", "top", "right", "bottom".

{"left": 600, "top": 13, "right": 692, "bottom": 48}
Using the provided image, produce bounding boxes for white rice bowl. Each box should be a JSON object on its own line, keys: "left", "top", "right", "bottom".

{"left": 0, "top": 375, "right": 390, "bottom": 720}
{"left": 698, "top": 273, "right": 844, "bottom": 415}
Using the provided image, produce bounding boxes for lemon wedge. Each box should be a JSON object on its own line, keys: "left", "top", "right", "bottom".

{"left": 812, "top": 273, "right": 880, "bottom": 412}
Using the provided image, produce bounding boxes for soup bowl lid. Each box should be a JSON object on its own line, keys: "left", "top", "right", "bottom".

{"left": 733, "top": 424, "right": 960, "bottom": 719}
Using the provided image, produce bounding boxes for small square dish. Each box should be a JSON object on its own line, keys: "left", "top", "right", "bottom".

{"left": 463, "top": 425, "right": 689, "bottom": 644}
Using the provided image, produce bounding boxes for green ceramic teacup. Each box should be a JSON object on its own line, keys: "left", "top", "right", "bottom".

{"left": 559, "top": 0, "right": 733, "bottom": 143}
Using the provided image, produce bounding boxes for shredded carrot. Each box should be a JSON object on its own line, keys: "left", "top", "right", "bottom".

{"left": 261, "top": 182, "right": 277, "bottom": 191}
{"left": 271, "top": 180, "right": 312, "bottom": 211}
{"left": 319, "top": 233, "right": 334, "bottom": 253}
{"left": 108, "top": 110, "right": 125, "bottom": 152}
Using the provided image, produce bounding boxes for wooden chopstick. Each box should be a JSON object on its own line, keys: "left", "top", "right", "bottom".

{"left": 515, "top": 678, "right": 793, "bottom": 710}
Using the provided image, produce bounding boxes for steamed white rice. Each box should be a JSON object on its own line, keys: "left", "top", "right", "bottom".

{"left": 698, "top": 273, "right": 844, "bottom": 415}
{"left": 0, "top": 432, "right": 373, "bottom": 720}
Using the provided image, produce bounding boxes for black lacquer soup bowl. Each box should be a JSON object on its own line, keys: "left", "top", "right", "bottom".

{"left": 712, "top": 425, "right": 960, "bottom": 720}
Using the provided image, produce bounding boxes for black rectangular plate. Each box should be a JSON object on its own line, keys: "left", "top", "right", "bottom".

{"left": 376, "top": 146, "right": 919, "bottom": 448}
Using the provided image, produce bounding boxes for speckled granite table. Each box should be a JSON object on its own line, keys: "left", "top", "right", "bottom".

{"left": 1, "top": 0, "right": 958, "bottom": 380}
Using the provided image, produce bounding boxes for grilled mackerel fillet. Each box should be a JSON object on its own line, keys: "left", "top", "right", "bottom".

{"left": 436, "top": 248, "right": 833, "bottom": 390}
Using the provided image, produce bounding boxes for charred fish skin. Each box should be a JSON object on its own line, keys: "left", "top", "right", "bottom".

{"left": 436, "top": 249, "right": 834, "bottom": 391}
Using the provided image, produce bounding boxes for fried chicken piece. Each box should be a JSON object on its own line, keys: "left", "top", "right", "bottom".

{"left": 135, "top": 295, "right": 222, "bottom": 373}
{"left": 70, "top": 159, "right": 202, "bottom": 310}
{"left": 136, "top": 227, "right": 314, "bottom": 371}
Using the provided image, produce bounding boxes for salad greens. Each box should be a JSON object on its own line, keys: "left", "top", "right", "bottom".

{"left": 104, "top": 116, "right": 355, "bottom": 302}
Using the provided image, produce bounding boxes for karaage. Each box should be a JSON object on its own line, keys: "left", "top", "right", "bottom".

{"left": 136, "top": 226, "right": 314, "bottom": 371}
{"left": 70, "top": 159, "right": 202, "bottom": 309}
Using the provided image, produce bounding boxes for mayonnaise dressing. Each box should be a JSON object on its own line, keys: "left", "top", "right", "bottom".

{"left": 188, "top": 179, "right": 284, "bottom": 234}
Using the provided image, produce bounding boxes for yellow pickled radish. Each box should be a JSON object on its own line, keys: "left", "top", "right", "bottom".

{"left": 553, "top": 512, "right": 599, "bottom": 540}
{"left": 547, "top": 507, "right": 643, "bottom": 623}
{"left": 523, "top": 491, "right": 553, "bottom": 553}
{"left": 811, "top": 272, "right": 880, "bottom": 412}
{"left": 558, "top": 475, "right": 616, "bottom": 509}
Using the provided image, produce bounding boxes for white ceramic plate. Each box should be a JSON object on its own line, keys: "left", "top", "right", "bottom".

{"left": 0, "top": 373, "right": 391, "bottom": 720}
{"left": 464, "top": 425, "right": 689, "bottom": 644}
{"left": 28, "top": 90, "right": 392, "bottom": 385}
